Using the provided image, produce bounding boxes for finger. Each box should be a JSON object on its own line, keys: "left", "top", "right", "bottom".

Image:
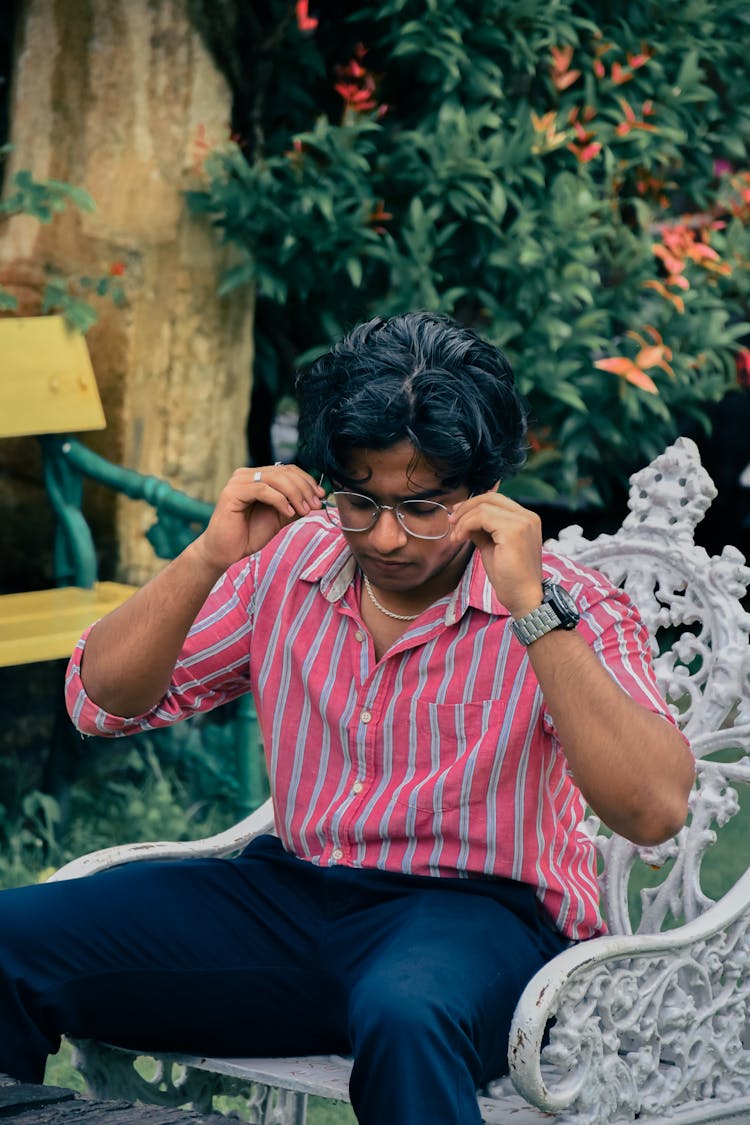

{"left": 449, "top": 501, "right": 538, "bottom": 545}
{"left": 259, "top": 462, "right": 325, "bottom": 489}
{"left": 449, "top": 491, "right": 529, "bottom": 521}
{"left": 273, "top": 463, "right": 326, "bottom": 513}
{"left": 230, "top": 466, "right": 322, "bottom": 517}
{"left": 256, "top": 464, "right": 325, "bottom": 512}
{"left": 244, "top": 481, "right": 305, "bottom": 519}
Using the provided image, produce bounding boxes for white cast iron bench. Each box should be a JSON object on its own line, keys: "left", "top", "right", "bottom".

{"left": 52, "top": 437, "right": 750, "bottom": 1125}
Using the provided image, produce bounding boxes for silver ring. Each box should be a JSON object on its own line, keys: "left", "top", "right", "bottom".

{"left": 253, "top": 470, "right": 262, "bottom": 482}
{"left": 274, "top": 461, "right": 283, "bottom": 466}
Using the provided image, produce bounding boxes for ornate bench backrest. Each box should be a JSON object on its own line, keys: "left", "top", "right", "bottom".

{"left": 545, "top": 437, "right": 750, "bottom": 935}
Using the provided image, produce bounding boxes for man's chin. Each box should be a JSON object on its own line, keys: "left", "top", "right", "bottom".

{"left": 356, "top": 542, "right": 472, "bottom": 597}
{"left": 358, "top": 558, "right": 414, "bottom": 586}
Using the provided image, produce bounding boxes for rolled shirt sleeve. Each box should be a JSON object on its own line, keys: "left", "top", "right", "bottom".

{"left": 65, "top": 556, "right": 257, "bottom": 737}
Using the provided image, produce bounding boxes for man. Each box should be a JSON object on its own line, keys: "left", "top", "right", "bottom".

{"left": 0, "top": 313, "right": 693, "bottom": 1125}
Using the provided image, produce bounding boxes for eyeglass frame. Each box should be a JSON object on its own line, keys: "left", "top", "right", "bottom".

{"left": 320, "top": 484, "right": 455, "bottom": 541}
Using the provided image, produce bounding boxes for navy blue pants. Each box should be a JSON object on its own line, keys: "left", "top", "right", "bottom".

{"left": 0, "top": 835, "right": 567, "bottom": 1124}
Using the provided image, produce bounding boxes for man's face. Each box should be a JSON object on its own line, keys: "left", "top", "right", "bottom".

{"left": 336, "top": 441, "right": 474, "bottom": 600}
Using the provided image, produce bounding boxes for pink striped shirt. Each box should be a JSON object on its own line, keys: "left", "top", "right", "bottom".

{"left": 65, "top": 514, "right": 678, "bottom": 940}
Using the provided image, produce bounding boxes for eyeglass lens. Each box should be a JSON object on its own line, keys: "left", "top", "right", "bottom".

{"left": 325, "top": 493, "right": 450, "bottom": 539}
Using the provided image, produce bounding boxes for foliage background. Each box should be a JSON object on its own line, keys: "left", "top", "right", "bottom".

{"left": 189, "top": 0, "right": 750, "bottom": 519}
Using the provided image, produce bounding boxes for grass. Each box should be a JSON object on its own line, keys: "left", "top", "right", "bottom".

{"left": 624, "top": 748, "right": 750, "bottom": 929}
{"left": 308, "top": 1101, "right": 356, "bottom": 1125}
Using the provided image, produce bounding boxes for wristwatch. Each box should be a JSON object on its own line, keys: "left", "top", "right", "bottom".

{"left": 510, "top": 579, "right": 580, "bottom": 646}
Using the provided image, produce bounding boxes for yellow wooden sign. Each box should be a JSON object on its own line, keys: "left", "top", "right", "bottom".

{"left": 0, "top": 315, "right": 106, "bottom": 438}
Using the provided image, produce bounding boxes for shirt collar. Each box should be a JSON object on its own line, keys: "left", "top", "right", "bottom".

{"left": 444, "top": 548, "right": 509, "bottom": 624}
{"left": 299, "top": 524, "right": 510, "bottom": 622}
{"left": 299, "top": 527, "right": 358, "bottom": 603}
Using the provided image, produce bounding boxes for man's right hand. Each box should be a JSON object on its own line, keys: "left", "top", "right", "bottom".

{"left": 193, "top": 464, "right": 326, "bottom": 575}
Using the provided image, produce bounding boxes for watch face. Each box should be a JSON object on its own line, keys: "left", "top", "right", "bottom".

{"left": 545, "top": 582, "right": 580, "bottom": 628}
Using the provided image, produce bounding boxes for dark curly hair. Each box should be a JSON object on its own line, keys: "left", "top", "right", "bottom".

{"left": 295, "top": 312, "right": 528, "bottom": 492}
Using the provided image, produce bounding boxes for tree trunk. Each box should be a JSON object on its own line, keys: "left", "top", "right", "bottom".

{"left": 0, "top": 0, "right": 253, "bottom": 583}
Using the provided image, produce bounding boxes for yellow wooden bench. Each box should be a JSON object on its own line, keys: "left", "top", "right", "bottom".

{"left": 0, "top": 584, "right": 138, "bottom": 668}
{"left": 0, "top": 315, "right": 211, "bottom": 668}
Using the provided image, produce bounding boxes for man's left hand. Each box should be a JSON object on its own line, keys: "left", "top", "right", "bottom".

{"left": 448, "top": 492, "right": 544, "bottom": 618}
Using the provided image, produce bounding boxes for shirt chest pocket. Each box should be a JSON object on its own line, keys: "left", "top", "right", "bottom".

{"left": 392, "top": 699, "right": 508, "bottom": 812}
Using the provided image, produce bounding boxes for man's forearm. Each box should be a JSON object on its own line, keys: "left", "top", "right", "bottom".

{"left": 80, "top": 539, "right": 226, "bottom": 717}
{"left": 77, "top": 461, "right": 324, "bottom": 719}
{"left": 525, "top": 629, "right": 694, "bottom": 845}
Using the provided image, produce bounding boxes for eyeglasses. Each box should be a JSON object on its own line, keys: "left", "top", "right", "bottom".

{"left": 323, "top": 491, "right": 452, "bottom": 540}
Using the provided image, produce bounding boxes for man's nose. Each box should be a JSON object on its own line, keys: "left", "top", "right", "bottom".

{"left": 368, "top": 507, "right": 408, "bottom": 551}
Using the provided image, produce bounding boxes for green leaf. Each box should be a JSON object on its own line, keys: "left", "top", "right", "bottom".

{"left": 345, "top": 257, "right": 364, "bottom": 287}
{"left": 546, "top": 382, "right": 589, "bottom": 412}
{"left": 47, "top": 180, "right": 96, "bottom": 213}
{"left": 217, "top": 260, "right": 258, "bottom": 297}
{"left": 503, "top": 475, "right": 560, "bottom": 503}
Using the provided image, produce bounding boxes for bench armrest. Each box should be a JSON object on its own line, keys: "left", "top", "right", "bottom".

{"left": 45, "top": 435, "right": 214, "bottom": 571}
{"left": 49, "top": 797, "right": 276, "bottom": 882}
{"left": 506, "top": 866, "right": 750, "bottom": 1122}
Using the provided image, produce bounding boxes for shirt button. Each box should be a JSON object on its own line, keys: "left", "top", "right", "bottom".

{"left": 360, "top": 709, "right": 372, "bottom": 724}
{"left": 332, "top": 848, "right": 343, "bottom": 861}
{"left": 354, "top": 630, "right": 366, "bottom": 642}
{"left": 352, "top": 781, "right": 363, "bottom": 794}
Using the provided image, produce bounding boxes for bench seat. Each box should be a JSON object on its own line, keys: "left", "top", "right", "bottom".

{"left": 0, "top": 582, "right": 136, "bottom": 667}
{"left": 143, "top": 1053, "right": 551, "bottom": 1123}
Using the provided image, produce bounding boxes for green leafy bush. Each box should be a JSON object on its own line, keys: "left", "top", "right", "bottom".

{"left": 0, "top": 722, "right": 242, "bottom": 889}
{"left": 188, "top": 0, "right": 750, "bottom": 507}
{"left": 0, "top": 148, "right": 126, "bottom": 331}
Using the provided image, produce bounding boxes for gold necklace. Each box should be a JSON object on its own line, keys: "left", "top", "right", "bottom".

{"left": 363, "top": 574, "right": 421, "bottom": 622}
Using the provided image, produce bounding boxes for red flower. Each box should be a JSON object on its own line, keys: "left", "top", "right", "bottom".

{"left": 611, "top": 62, "right": 634, "bottom": 85}
{"left": 654, "top": 223, "right": 731, "bottom": 277}
{"left": 635, "top": 170, "right": 671, "bottom": 208}
{"left": 736, "top": 349, "right": 750, "bottom": 388}
{"left": 615, "top": 97, "right": 656, "bottom": 136}
{"left": 334, "top": 81, "right": 378, "bottom": 112}
{"left": 643, "top": 279, "right": 686, "bottom": 314}
{"left": 296, "top": 1, "right": 318, "bottom": 32}
{"left": 335, "top": 45, "right": 382, "bottom": 114}
{"left": 109, "top": 261, "right": 126, "bottom": 277}
{"left": 550, "top": 46, "right": 581, "bottom": 91}
{"left": 567, "top": 119, "right": 601, "bottom": 163}
{"left": 368, "top": 200, "right": 393, "bottom": 234}
{"left": 626, "top": 49, "right": 651, "bottom": 70}
{"left": 595, "top": 327, "right": 674, "bottom": 394}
